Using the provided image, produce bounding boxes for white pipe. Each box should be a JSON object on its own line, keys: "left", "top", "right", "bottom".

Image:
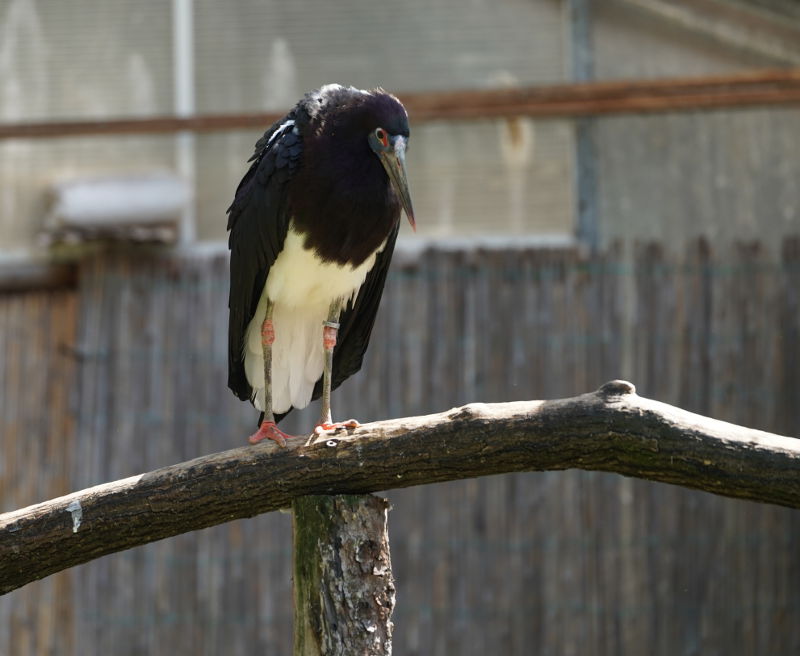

{"left": 172, "top": 0, "right": 196, "bottom": 243}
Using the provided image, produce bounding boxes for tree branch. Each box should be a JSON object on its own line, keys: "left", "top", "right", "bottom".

{"left": 2, "top": 380, "right": 799, "bottom": 595}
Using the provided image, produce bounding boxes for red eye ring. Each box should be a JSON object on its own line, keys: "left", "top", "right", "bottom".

{"left": 375, "top": 127, "right": 388, "bottom": 148}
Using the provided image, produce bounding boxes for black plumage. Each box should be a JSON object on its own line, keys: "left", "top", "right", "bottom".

{"left": 226, "top": 85, "right": 415, "bottom": 443}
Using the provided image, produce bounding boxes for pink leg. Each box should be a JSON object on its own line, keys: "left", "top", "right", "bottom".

{"left": 247, "top": 312, "right": 296, "bottom": 447}
{"left": 312, "top": 316, "right": 361, "bottom": 437}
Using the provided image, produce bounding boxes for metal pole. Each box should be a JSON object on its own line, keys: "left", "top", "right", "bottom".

{"left": 569, "top": 0, "right": 599, "bottom": 251}
{"left": 172, "top": 0, "right": 197, "bottom": 243}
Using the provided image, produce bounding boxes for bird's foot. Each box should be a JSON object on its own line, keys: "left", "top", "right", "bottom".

{"left": 248, "top": 421, "right": 295, "bottom": 447}
{"left": 305, "top": 419, "right": 361, "bottom": 446}
{"left": 313, "top": 419, "right": 361, "bottom": 435}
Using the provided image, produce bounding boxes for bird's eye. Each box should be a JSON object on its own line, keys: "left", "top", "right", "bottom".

{"left": 374, "top": 128, "right": 388, "bottom": 148}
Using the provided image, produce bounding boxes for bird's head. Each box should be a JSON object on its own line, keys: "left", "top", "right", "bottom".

{"left": 303, "top": 85, "right": 417, "bottom": 231}
{"left": 365, "top": 104, "right": 416, "bottom": 232}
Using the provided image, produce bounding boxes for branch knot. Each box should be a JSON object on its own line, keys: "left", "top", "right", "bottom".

{"left": 597, "top": 380, "right": 636, "bottom": 397}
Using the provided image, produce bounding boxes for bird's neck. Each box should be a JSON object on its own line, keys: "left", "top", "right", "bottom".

{"left": 289, "top": 146, "right": 400, "bottom": 267}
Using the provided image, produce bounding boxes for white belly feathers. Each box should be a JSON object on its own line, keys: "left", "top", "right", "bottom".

{"left": 243, "top": 225, "right": 385, "bottom": 413}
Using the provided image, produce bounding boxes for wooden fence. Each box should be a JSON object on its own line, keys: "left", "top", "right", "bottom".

{"left": 1, "top": 239, "right": 799, "bottom": 655}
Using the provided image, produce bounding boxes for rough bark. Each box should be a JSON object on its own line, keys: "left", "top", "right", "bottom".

{"left": 2, "top": 380, "right": 800, "bottom": 595}
{"left": 293, "top": 495, "right": 394, "bottom": 656}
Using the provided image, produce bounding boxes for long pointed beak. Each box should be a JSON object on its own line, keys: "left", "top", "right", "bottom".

{"left": 379, "top": 136, "right": 416, "bottom": 232}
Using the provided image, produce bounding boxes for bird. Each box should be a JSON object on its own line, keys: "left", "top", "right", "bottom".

{"left": 226, "top": 84, "right": 416, "bottom": 446}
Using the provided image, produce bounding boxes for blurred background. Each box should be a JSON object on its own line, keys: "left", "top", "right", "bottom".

{"left": 1, "top": 0, "right": 800, "bottom": 654}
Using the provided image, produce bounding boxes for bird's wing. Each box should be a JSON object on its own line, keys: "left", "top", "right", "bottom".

{"left": 227, "top": 117, "right": 303, "bottom": 401}
{"left": 311, "top": 222, "right": 401, "bottom": 403}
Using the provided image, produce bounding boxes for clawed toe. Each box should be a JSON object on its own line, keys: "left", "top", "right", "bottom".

{"left": 313, "top": 419, "right": 361, "bottom": 435}
{"left": 248, "top": 421, "right": 295, "bottom": 447}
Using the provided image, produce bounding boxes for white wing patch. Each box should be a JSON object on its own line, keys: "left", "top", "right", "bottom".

{"left": 266, "top": 119, "right": 295, "bottom": 148}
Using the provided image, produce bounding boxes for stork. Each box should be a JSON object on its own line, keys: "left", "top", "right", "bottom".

{"left": 227, "top": 85, "right": 415, "bottom": 445}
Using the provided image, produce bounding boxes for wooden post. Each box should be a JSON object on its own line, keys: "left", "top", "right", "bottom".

{"left": 292, "top": 494, "right": 395, "bottom": 656}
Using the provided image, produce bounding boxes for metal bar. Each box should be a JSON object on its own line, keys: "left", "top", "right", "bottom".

{"left": 569, "top": 0, "right": 600, "bottom": 251}
{"left": 172, "top": 0, "right": 197, "bottom": 243}
{"left": 1, "top": 69, "right": 799, "bottom": 141}
{"left": 0, "top": 113, "right": 285, "bottom": 140}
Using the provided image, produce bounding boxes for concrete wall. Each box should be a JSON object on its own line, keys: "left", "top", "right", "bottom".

{"left": 0, "top": 0, "right": 573, "bottom": 253}
{"left": 592, "top": 1, "right": 800, "bottom": 252}
{"left": 1, "top": 0, "right": 798, "bottom": 257}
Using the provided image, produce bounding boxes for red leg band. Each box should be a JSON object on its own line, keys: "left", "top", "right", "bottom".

{"left": 261, "top": 318, "right": 275, "bottom": 346}
{"left": 323, "top": 325, "right": 337, "bottom": 350}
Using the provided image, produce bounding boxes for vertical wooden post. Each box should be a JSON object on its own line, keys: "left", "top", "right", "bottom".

{"left": 292, "top": 494, "right": 395, "bottom": 656}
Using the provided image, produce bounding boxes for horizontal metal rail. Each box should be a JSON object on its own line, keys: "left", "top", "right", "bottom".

{"left": 1, "top": 68, "right": 799, "bottom": 141}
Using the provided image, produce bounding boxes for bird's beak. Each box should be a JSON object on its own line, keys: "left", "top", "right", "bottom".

{"left": 380, "top": 136, "right": 416, "bottom": 232}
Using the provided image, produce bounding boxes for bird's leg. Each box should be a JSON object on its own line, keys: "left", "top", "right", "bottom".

{"left": 311, "top": 301, "right": 360, "bottom": 441}
{"left": 318, "top": 302, "right": 340, "bottom": 428}
{"left": 248, "top": 299, "right": 294, "bottom": 447}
